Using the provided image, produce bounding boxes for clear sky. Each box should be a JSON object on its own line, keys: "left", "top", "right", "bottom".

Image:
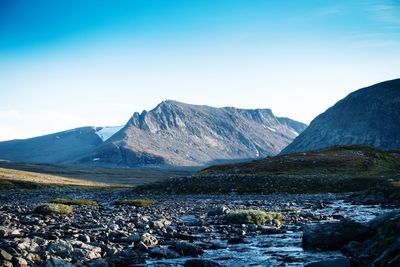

{"left": 0, "top": 0, "right": 399, "bottom": 141}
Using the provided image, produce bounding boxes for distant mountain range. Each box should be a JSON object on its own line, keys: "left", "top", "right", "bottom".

{"left": 0, "top": 126, "right": 122, "bottom": 164}
{"left": 2, "top": 79, "right": 397, "bottom": 167}
{"left": 282, "top": 78, "right": 400, "bottom": 154}
{"left": 0, "top": 101, "right": 306, "bottom": 166}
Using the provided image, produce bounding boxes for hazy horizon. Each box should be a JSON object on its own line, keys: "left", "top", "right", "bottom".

{"left": 1, "top": 0, "right": 400, "bottom": 141}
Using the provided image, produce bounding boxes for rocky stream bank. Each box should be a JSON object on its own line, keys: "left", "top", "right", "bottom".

{"left": 0, "top": 189, "right": 398, "bottom": 267}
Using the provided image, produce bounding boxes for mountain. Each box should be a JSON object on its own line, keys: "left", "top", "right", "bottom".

{"left": 281, "top": 78, "right": 400, "bottom": 154}
{"left": 80, "top": 100, "right": 307, "bottom": 166}
{"left": 0, "top": 126, "right": 122, "bottom": 164}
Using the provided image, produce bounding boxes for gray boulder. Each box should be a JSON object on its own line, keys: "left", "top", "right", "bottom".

{"left": 302, "top": 219, "right": 370, "bottom": 250}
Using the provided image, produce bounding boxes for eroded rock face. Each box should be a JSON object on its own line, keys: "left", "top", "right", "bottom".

{"left": 282, "top": 78, "right": 400, "bottom": 154}
{"left": 82, "top": 100, "right": 306, "bottom": 166}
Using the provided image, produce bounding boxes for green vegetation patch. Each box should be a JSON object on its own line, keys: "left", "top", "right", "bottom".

{"left": 113, "top": 199, "right": 155, "bottom": 207}
{"left": 0, "top": 179, "right": 47, "bottom": 191}
{"left": 225, "top": 210, "right": 284, "bottom": 225}
{"left": 34, "top": 203, "right": 73, "bottom": 215}
{"left": 51, "top": 198, "right": 98, "bottom": 206}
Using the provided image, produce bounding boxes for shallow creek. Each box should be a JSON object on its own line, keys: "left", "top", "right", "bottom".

{"left": 147, "top": 200, "right": 389, "bottom": 267}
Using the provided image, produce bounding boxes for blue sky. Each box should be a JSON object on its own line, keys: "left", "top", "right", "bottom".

{"left": 0, "top": 0, "right": 399, "bottom": 140}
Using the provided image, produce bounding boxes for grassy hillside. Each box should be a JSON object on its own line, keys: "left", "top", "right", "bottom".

{"left": 201, "top": 145, "right": 400, "bottom": 177}
{"left": 0, "top": 167, "right": 119, "bottom": 190}
{"left": 0, "top": 161, "right": 194, "bottom": 190}
{"left": 135, "top": 145, "right": 400, "bottom": 194}
{"left": 0, "top": 161, "right": 194, "bottom": 185}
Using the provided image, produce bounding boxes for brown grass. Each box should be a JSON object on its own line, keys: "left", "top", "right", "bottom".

{"left": 0, "top": 167, "right": 122, "bottom": 190}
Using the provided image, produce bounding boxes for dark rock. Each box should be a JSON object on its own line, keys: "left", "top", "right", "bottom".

{"left": 173, "top": 241, "right": 204, "bottom": 256}
{"left": 0, "top": 227, "right": 10, "bottom": 237}
{"left": 109, "top": 248, "right": 145, "bottom": 267}
{"left": 342, "top": 212, "right": 400, "bottom": 266}
{"left": 149, "top": 247, "right": 180, "bottom": 259}
{"left": 87, "top": 258, "right": 110, "bottom": 267}
{"left": 227, "top": 237, "right": 247, "bottom": 245}
{"left": 304, "top": 258, "right": 351, "bottom": 267}
{"left": 48, "top": 240, "right": 74, "bottom": 258}
{"left": 184, "top": 259, "right": 222, "bottom": 267}
{"left": 259, "top": 226, "right": 283, "bottom": 235}
{"left": 372, "top": 238, "right": 400, "bottom": 266}
{"left": 302, "top": 219, "right": 370, "bottom": 250}
{"left": 368, "top": 211, "right": 400, "bottom": 229}
{"left": 78, "top": 234, "right": 91, "bottom": 243}
{"left": 44, "top": 258, "right": 76, "bottom": 267}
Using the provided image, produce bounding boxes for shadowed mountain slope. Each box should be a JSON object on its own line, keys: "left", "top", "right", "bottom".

{"left": 282, "top": 79, "right": 400, "bottom": 154}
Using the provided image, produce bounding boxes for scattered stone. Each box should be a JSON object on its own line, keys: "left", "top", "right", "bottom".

{"left": 207, "top": 206, "right": 229, "bottom": 217}
{"left": 0, "top": 249, "right": 12, "bottom": 261}
{"left": 12, "top": 257, "right": 28, "bottom": 267}
{"left": 151, "top": 219, "right": 172, "bottom": 229}
{"left": 0, "top": 260, "right": 13, "bottom": 267}
{"left": 141, "top": 233, "right": 158, "bottom": 247}
{"left": 48, "top": 240, "right": 74, "bottom": 258}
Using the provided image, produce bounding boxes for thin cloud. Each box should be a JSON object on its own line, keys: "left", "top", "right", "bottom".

{"left": 312, "top": 4, "right": 350, "bottom": 17}
{"left": 370, "top": 1, "right": 400, "bottom": 26}
{"left": 343, "top": 32, "right": 400, "bottom": 48}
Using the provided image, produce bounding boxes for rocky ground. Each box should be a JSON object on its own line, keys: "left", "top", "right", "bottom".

{"left": 0, "top": 189, "right": 398, "bottom": 267}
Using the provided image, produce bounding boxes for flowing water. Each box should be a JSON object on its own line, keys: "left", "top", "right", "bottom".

{"left": 147, "top": 200, "right": 389, "bottom": 267}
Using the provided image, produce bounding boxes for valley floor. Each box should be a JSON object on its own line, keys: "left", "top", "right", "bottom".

{"left": 0, "top": 188, "right": 397, "bottom": 266}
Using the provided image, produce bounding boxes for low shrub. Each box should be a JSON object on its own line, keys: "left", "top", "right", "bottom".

{"left": 113, "top": 199, "right": 155, "bottom": 207}
{"left": 225, "top": 210, "right": 284, "bottom": 225}
{"left": 34, "top": 203, "right": 73, "bottom": 215}
{"left": 51, "top": 198, "right": 98, "bottom": 206}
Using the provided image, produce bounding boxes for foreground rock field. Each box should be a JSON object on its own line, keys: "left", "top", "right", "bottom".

{"left": 0, "top": 189, "right": 398, "bottom": 267}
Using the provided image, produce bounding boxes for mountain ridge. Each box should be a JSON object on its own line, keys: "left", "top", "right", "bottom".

{"left": 281, "top": 78, "right": 400, "bottom": 154}
{"left": 0, "top": 101, "right": 306, "bottom": 167}
{"left": 80, "top": 100, "right": 307, "bottom": 166}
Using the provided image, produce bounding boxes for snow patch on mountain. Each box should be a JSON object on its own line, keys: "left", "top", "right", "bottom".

{"left": 95, "top": 126, "right": 123, "bottom": 141}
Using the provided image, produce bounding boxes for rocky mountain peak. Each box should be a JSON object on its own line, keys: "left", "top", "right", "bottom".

{"left": 84, "top": 101, "right": 307, "bottom": 166}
